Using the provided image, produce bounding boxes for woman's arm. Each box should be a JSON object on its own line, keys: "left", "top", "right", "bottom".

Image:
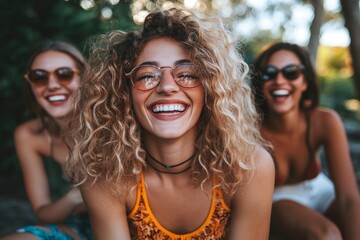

{"left": 320, "top": 109, "right": 360, "bottom": 239}
{"left": 14, "top": 122, "right": 82, "bottom": 223}
{"left": 229, "top": 147, "right": 275, "bottom": 239}
{"left": 81, "top": 181, "right": 131, "bottom": 240}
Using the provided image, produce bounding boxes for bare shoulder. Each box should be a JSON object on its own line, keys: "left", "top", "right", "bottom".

{"left": 253, "top": 146, "right": 275, "bottom": 175}
{"left": 80, "top": 179, "right": 131, "bottom": 239}
{"left": 14, "top": 118, "right": 48, "bottom": 153}
{"left": 312, "top": 107, "right": 344, "bottom": 137}
{"left": 14, "top": 119, "right": 44, "bottom": 142}
{"left": 242, "top": 146, "right": 275, "bottom": 192}
{"left": 312, "top": 107, "right": 342, "bottom": 127}
{"left": 81, "top": 179, "right": 127, "bottom": 206}
{"left": 228, "top": 146, "right": 274, "bottom": 218}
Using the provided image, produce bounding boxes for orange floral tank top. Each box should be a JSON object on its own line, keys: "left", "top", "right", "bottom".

{"left": 127, "top": 174, "right": 231, "bottom": 240}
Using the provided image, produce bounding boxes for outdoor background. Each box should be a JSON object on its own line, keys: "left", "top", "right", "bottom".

{"left": 0, "top": 0, "right": 360, "bottom": 235}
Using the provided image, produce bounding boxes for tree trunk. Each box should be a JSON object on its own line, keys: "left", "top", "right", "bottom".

{"left": 308, "top": 0, "right": 324, "bottom": 65}
{"left": 339, "top": 0, "right": 360, "bottom": 100}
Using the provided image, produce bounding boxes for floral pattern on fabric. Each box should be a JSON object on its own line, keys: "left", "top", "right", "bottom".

{"left": 128, "top": 177, "right": 231, "bottom": 240}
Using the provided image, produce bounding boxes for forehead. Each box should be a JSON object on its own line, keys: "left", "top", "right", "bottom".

{"left": 31, "top": 50, "right": 77, "bottom": 70}
{"left": 267, "top": 49, "right": 301, "bottom": 67}
{"left": 136, "top": 37, "right": 190, "bottom": 66}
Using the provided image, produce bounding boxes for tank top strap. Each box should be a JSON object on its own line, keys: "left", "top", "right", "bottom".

{"left": 50, "top": 136, "right": 55, "bottom": 160}
{"left": 128, "top": 173, "right": 144, "bottom": 217}
{"left": 213, "top": 174, "right": 231, "bottom": 211}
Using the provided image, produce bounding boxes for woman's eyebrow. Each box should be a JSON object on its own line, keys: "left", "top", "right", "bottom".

{"left": 138, "top": 61, "right": 158, "bottom": 66}
{"left": 137, "top": 59, "right": 191, "bottom": 67}
{"left": 174, "top": 59, "right": 192, "bottom": 65}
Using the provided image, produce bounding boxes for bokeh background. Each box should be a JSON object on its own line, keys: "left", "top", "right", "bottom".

{"left": 0, "top": 0, "right": 359, "bottom": 234}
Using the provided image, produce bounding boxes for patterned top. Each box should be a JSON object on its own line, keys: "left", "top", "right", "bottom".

{"left": 127, "top": 174, "right": 231, "bottom": 240}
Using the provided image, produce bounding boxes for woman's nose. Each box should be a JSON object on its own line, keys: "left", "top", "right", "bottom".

{"left": 155, "top": 69, "right": 180, "bottom": 94}
{"left": 274, "top": 72, "right": 288, "bottom": 84}
{"left": 47, "top": 73, "right": 61, "bottom": 90}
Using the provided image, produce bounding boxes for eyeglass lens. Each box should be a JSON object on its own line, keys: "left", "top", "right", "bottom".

{"left": 27, "top": 67, "right": 77, "bottom": 86}
{"left": 128, "top": 64, "right": 201, "bottom": 90}
{"left": 261, "top": 64, "right": 304, "bottom": 81}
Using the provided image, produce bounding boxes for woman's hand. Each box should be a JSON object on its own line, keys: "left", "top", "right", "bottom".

{"left": 67, "top": 187, "right": 87, "bottom": 214}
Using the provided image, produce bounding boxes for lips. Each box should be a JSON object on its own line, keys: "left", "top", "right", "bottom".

{"left": 152, "top": 104, "right": 186, "bottom": 113}
{"left": 271, "top": 89, "right": 290, "bottom": 97}
{"left": 46, "top": 94, "right": 68, "bottom": 102}
{"left": 148, "top": 101, "right": 188, "bottom": 120}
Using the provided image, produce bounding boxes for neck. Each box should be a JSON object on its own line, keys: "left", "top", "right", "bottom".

{"left": 145, "top": 150, "right": 194, "bottom": 174}
{"left": 265, "top": 109, "right": 305, "bottom": 133}
{"left": 143, "top": 128, "right": 197, "bottom": 174}
{"left": 53, "top": 116, "right": 74, "bottom": 138}
{"left": 144, "top": 142, "right": 195, "bottom": 175}
{"left": 54, "top": 116, "right": 69, "bottom": 130}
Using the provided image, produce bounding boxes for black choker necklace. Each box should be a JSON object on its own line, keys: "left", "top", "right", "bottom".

{"left": 145, "top": 151, "right": 194, "bottom": 174}
{"left": 146, "top": 159, "right": 191, "bottom": 174}
{"left": 146, "top": 151, "right": 194, "bottom": 169}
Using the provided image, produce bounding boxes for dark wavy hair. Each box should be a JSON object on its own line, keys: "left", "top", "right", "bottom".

{"left": 251, "top": 42, "right": 319, "bottom": 117}
{"left": 251, "top": 42, "right": 320, "bottom": 159}
{"left": 24, "top": 40, "right": 85, "bottom": 136}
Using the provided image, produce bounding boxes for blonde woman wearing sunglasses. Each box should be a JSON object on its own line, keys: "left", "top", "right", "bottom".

{"left": 0, "top": 41, "right": 92, "bottom": 240}
{"left": 252, "top": 42, "right": 360, "bottom": 240}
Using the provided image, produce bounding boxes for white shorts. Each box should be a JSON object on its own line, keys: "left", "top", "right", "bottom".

{"left": 273, "top": 172, "right": 335, "bottom": 213}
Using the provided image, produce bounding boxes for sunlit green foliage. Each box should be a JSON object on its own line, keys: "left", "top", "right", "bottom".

{"left": 317, "top": 45, "right": 359, "bottom": 120}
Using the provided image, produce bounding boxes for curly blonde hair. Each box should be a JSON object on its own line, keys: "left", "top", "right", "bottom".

{"left": 66, "top": 7, "right": 265, "bottom": 195}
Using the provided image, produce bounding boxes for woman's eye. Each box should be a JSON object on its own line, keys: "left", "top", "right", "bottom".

{"left": 136, "top": 74, "right": 156, "bottom": 82}
{"left": 178, "top": 73, "right": 196, "bottom": 80}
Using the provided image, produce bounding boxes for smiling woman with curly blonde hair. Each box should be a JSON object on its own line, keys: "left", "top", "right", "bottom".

{"left": 66, "top": 6, "right": 274, "bottom": 240}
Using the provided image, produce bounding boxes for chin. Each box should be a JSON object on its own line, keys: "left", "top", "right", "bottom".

{"left": 272, "top": 107, "right": 294, "bottom": 114}
{"left": 47, "top": 110, "right": 71, "bottom": 119}
{"left": 152, "top": 131, "right": 186, "bottom": 140}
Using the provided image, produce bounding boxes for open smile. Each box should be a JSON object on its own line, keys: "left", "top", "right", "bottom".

{"left": 152, "top": 103, "right": 186, "bottom": 114}
{"left": 271, "top": 89, "right": 290, "bottom": 97}
{"left": 46, "top": 94, "right": 69, "bottom": 103}
{"left": 148, "top": 102, "right": 189, "bottom": 120}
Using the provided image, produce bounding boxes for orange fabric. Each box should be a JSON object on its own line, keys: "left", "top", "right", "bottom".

{"left": 127, "top": 174, "right": 231, "bottom": 240}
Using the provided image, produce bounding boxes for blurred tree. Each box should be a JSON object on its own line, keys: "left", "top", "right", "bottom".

{"left": 308, "top": 0, "right": 324, "bottom": 64}
{"left": 339, "top": 0, "right": 360, "bottom": 100}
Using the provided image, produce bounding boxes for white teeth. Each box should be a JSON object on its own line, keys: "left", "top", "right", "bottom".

{"left": 272, "top": 89, "right": 289, "bottom": 96}
{"left": 48, "top": 95, "right": 66, "bottom": 101}
{"left": 153, "top": 104, "right": 186, "bottom": 113}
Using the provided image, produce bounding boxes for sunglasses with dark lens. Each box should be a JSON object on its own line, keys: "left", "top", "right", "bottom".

{"left": 125, "top": 63, "right": 201, "bottom": 91}
{"left": 24, "top": 67, "right": 79, "bottom": 86}
{"left": 261, "top": 64, "right": 305, "bottom": 81}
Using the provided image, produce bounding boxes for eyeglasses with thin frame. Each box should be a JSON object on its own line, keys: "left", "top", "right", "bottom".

{"left": 24, "top": 67, "right": 80, "bottom": 86}
{"left": 125, "top": 63, "right": 201, "bottom": 91}
{"left": 261, "top": 64, "right": 305, "bottom": 82}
